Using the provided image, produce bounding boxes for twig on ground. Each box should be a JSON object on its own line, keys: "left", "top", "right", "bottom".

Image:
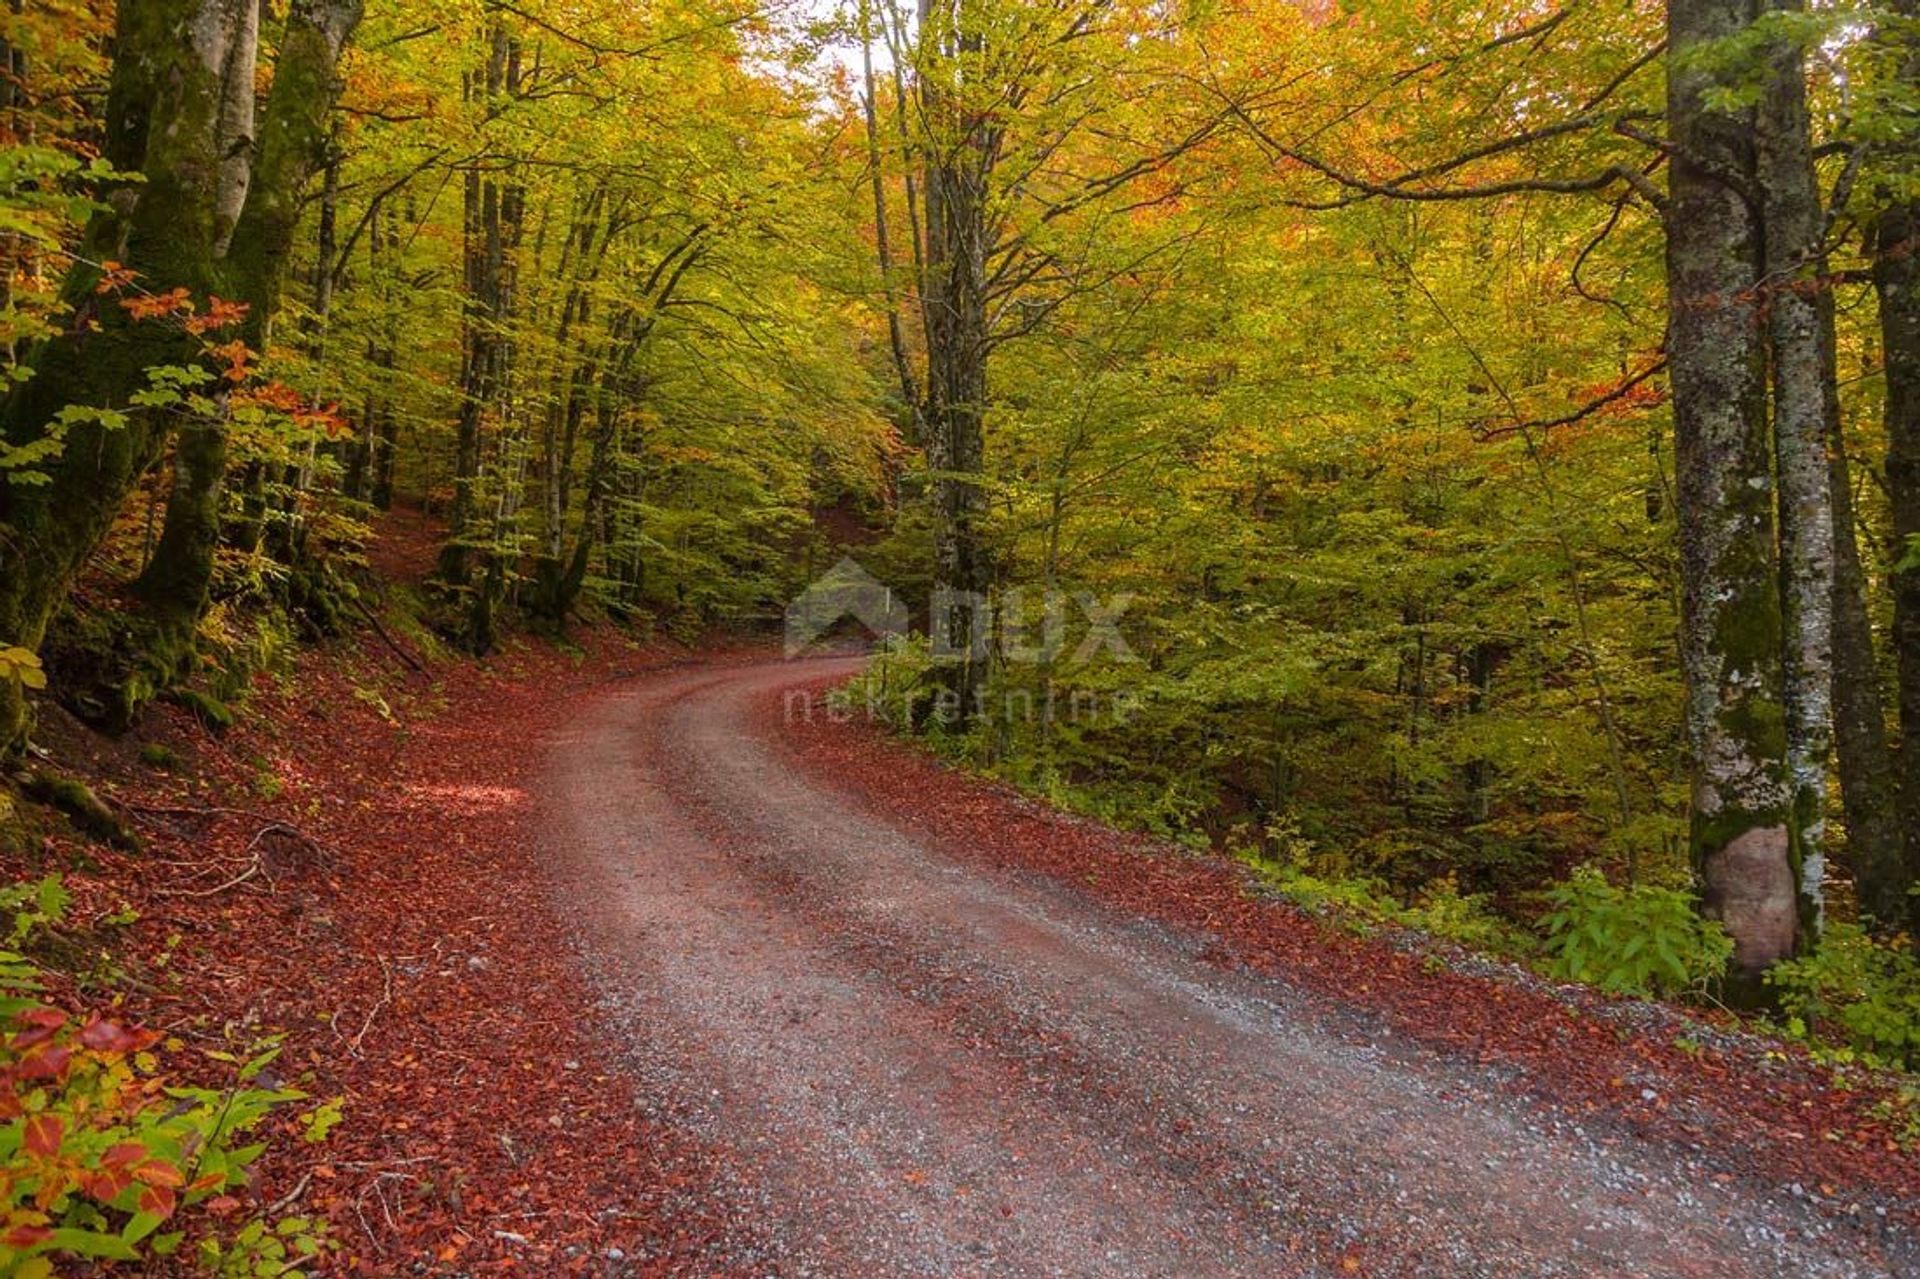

{"left": 266, "top": 1170, "right": 314, "bottom": 1216}
{"left": 349, "top": 955, "right": 395, "bottom": 1056}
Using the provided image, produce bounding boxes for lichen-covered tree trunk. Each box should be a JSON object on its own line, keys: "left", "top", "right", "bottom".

{"left": 0, "top": 0, "right": 251, "bottom": 749}
{"left": 1666, "top": 0, "right": 1799, "bottom": 996}
{"left": 1755, "top": 0, "right": 1835, "bottom": 934}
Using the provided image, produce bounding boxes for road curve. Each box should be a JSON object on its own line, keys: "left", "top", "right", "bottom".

{"left": 542, "top": 657, "right": 1905, "bottom": 1278}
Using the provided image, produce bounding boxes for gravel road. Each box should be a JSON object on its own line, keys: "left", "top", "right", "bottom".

{"left": 543, "top": 656, "right": 1913, "bottom": 1277}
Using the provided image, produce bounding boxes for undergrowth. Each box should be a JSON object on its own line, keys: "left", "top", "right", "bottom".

{"left": 0, "top": 877, "right": 332, "bottom": 1276}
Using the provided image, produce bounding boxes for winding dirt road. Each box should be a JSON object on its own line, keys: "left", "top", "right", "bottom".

{"left": 543, "top": 657, "right": 1914, "bottom": 1277}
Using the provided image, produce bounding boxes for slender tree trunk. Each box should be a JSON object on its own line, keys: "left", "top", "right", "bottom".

{"left": 438, "top": 29, "right": 510, "bottom": 589}
{"left": 1666, "top": 0, "right": 1799, "bottom": 996}
{"left": 1874, "top": 187, "right": 1920, "bottom": 940}
{"left": 860, "top": 0, "right": 922, "bottom": 444}
{"left": 1755, "top": 0, "right": 1835, "bottom": 934}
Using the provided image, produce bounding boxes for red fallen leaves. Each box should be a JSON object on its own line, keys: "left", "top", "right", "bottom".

{"left": 772, "top": 677, "right": 1920, "bottom": 1222}
{"left": 19, "top": 606, "right": 738, "bottom": 1275}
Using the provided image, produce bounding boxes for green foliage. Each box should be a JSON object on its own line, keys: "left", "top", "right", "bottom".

{"left": 1539, "top": 867, "right": 1734, "bottom": 999}
{"left": 0, "top": 878, "right": 67, "bottom": 948}
{"left": 1768, "top": 925, "right": 1920, "bottom": 1071}
{"left": 0, "top": 880, "right": 329, "bottom": 1276}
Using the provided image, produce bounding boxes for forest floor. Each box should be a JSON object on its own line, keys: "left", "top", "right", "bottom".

{"left": 7, "top": 513, "right": 1920, "bottom": 1275}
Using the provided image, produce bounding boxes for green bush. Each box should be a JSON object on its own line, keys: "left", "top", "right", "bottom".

{"left": 1767, "top": 924, "right": 1920, "bottom": 1070}
{"left": 1538, "top": 866, "right": 1733, "bottom": 998}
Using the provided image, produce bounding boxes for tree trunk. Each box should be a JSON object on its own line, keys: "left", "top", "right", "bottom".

{"left": 1754, "top": 0, "right": 1835, "bottom": 935}
{"left": 439, "top": 36, "right": 505, "bottom": 588}
{"left": 1875, "top": 186, "right": 1920, "bottom": 942}
{"left": 0, "top": 0, "right": 253, "bottom": 749}
{"left": 860, "top": 0, "right": 922, "bottom": 446}
{"left": 918, "top": 0, "right": 993, "bottom": 721}
{"left": 1666, "top": 0, "right": 1799, "bottom": 997}
{"left": 117, "top": 0, "right": 362, "bottom": 717}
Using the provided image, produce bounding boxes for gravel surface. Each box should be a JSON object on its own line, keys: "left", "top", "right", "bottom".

{"left": 544, "top": 657, "right": 1914, "bottom": 1277}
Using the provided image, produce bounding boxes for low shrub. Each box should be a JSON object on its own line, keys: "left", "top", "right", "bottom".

{"left": 0, "top": 878, "right": 328, "bottom": 1276}
{"left": 1768, "top": 924, "right": 1920, "bottom": 1071}
{"left": 1537, "top": 866, "right": 1733, "bottom": 999}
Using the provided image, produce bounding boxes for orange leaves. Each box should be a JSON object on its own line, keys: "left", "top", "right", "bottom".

{"left": 185, "top": 295, "right": 251, "bottom": 336}
{"left": 93, "top": 259, "right": 138, "bottom": 294}
{"left": 236, "top": 381, "right": 351, "bottom": 439}
{"left": 206, "top": 339, "right": 254, "bottom": 382}
{"left": 119, "top": 286, "right": 194, "bottom": 322}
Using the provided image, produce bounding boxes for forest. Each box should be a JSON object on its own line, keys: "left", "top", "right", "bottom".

{"left": 3, "top": 0, "right": 1920, "bottom": 1273}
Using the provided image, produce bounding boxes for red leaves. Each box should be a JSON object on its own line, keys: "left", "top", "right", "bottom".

{"left": 13, "top": 1045, "right": 71, "bottom": 1082}
{"left": 131, "top": 1158, "right": 184, "bottom": 1189}
{"left": 10, "top": 1007, "right": 67, "bottom": 1049}
{"left": 135, "top": 1183, "right": 176, "bottom": 1219}
{"left": 31, "top": 612, "right": 728, "bottom": 1270}
{"left": 22, "top": 1114, "right": 62, "bottom": 1157}
{"left": 1, "top": 1222, "right": 53, "bottom": 1249}
{"left": 92, "top": 259, "right": 138, "bottom": 294}
{"left": 77, "top": 1017, "right": 157, "bottom": 1054}
{"left": 119, "top": 285, "right": 193, "bottom": 321}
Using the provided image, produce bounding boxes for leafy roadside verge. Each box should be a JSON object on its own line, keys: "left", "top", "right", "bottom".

{"left": 3, "top": 619, "right": 729, "bottom": 1276}
{"left": 772, "top": 674, "right": 1920, "bottom": 1237}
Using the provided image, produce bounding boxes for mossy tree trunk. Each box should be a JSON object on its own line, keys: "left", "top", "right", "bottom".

{"left": 0, "top": 0, "right": 252, "bottom": 749}
{"left": 1666, "top": 0, "right": 1800, "bottom": 998}
{"left": 128, "top": 0, "right": 363, "bottom": 700}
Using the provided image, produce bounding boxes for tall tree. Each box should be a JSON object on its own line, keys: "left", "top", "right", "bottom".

{"left": 131, "top": 0, "right": 365, "bottom": 704}
{"left": 914, "top": 0, "right": 994, "bottom": 715}
{"left": 1667, "top": 0, "right": 1800, "bottom": 992}
{"left": 0, "top": 0, "right": 360, "bottom": 747}
{"left": 1873, "top": 0, "right": 1920, "bottom": 936}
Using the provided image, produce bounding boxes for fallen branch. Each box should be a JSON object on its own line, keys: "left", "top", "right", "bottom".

{"left": 352, "top": 594, "right": 427, "bottom": 674}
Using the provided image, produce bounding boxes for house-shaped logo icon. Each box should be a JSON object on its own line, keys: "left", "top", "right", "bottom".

{"left": 784, "top": 558, "right": 911, "bottom": 657}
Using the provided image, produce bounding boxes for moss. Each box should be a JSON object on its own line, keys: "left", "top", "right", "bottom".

{"left": 139, "top": 743, "right": 180, "bottom": 771}
{"left": 1718, "top": 693, "right": 1788, "bottom": 765}
{"left": 171, "top": 688, "right": 235, "bottom": 732}
{"left": 19, "top": 772, "right": 140, "bottom": 853}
